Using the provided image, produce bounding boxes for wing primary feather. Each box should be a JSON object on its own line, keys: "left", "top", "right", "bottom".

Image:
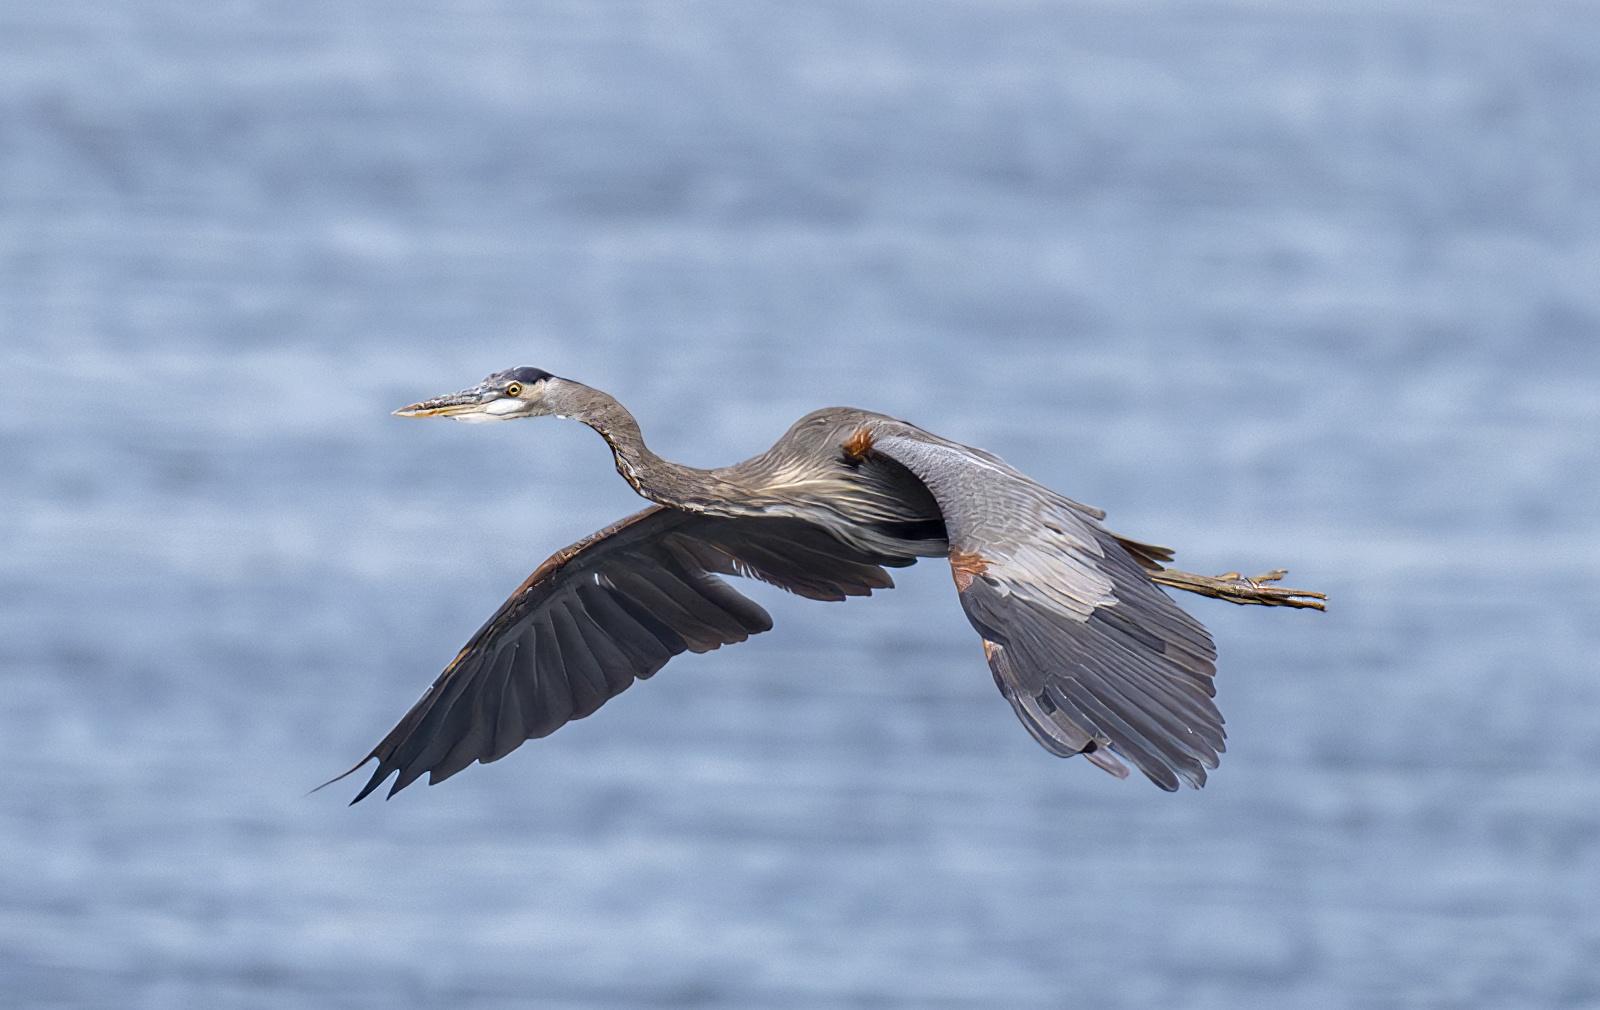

{"left": 1072, "top": 658, "right": 1219, "bottom": 773}
{"left": 564, "top": 599, "right": 641, "bottom": 694}
{"left": 658, "top": 538, "right": 776, "bottom": 632}
{"left": 596, "top": 574, "right": 697, "bottom": 657}
{"left": 680, "top": 573, "right": 775, "bottom": 635}
{"left": 986, "top": 640, "right": 1111, "bottom": 761}
{"left": 632, "top": 565, "right": 753, "bottom": 641}
{"left": 372, "top": 654, "right": 492, "bottom": 798}
{"left": 411, "top": 654, "right": 507, "bottom": 785}
{"left": 1083, "top": 641, "right": 1226, "bottom": 752}
{"left": 429, "top": 641, "right": 531, "bottom": 783}
{"left": 573, "top": 581, "right": 677, "bottom": 674}
{"left": 1061, "top": 667, "right": 1212, "bottom": 787}
{"left": 487, "top": 645, "right": 527, "bottom": 762}
{"left": 1050, "top": 679, "right": 1182, "bottom": 791}
{"left": 526, "top": 617, "right": 576, "bottom": 739}
{"left": 1082, "top": 744, "right": 1132, "bottom": 778}
{"left": 605, "top": 568, "right": 731, "bottom": 652}
{"left": 550, "top": 603, "right": 610, "bottom": 721}
{"left": 1015, "top": 604, "right": 1223, "bottom": 747}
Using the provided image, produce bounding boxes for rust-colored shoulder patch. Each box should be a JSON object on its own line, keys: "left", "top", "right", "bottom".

{"left": 840, "top": 425, "right": 875, "bottom": 462}
{"left": 950, "top": 549, "right": 991, "bottom": 592}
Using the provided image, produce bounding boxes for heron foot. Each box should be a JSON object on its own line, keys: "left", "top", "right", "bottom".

{"left": 1149, "top": 567, "right": 1326, "bottom": 610}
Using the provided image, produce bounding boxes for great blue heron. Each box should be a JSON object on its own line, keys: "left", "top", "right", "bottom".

{"left": 336, "top": 367, "right": 1323, "bottom": 802}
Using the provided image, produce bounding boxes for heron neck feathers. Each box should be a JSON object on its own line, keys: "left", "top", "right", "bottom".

{"left": 561, "top": 385, "right": 748, "bottom": 514}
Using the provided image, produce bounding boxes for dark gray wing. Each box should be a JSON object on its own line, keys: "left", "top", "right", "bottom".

{"left": 347, "top": 506, "right": 908, "bottom": 801}
{"left": 872, "top": 430, "right": 1222, "bottom": 790}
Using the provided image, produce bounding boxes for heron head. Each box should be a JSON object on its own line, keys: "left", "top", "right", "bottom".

{"left": 393, "top": 367, "right": 569, "bottom": 423}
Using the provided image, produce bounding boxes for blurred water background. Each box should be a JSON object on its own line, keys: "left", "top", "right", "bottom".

{"left": 3, "top": 1, "right": 1599, "bottom": 1007}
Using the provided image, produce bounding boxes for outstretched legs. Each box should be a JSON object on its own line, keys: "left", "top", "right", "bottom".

{"left": 1149, "top": 568, "right": 1326, "bottom": 610}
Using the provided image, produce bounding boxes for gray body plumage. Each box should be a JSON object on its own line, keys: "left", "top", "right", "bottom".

{"left": 338, "top": 371, "right": 1321, "bottom": 802}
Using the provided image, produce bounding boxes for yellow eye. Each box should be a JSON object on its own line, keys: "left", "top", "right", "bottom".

{"left": 505, "top": 382, "right": 523, "bottom": 397}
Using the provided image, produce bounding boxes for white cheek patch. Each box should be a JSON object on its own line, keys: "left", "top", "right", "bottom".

{"left": 451, "top": 397, "right": 522, "bottom": 422}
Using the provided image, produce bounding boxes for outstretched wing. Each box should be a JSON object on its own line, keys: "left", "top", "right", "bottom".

{"left": 346, "top": 506, "right": 908, "bottom": 801}
{"left": 872, "top": 431, "right": 1222, "bottom": 790}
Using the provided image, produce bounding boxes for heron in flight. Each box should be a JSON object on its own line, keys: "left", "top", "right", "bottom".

{"left": 337, "top": 367, "right": 1323, "bottom": 802}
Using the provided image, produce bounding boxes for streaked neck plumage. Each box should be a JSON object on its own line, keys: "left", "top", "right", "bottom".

{"left": 551, "top": 381, "right": 751, "bottom": 515}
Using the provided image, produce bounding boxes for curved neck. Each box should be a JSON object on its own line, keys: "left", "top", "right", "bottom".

{"left": 556, "top": 382, "right": 745, "bottom": 512}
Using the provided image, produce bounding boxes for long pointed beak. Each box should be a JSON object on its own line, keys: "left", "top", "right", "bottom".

{"left": 393, "top": 387, "right": 488, "bottom": 418}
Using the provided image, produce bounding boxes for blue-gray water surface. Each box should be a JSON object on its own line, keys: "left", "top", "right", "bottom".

{"left": 3, "top": 2, "right": 1599, "bottom": 1007}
